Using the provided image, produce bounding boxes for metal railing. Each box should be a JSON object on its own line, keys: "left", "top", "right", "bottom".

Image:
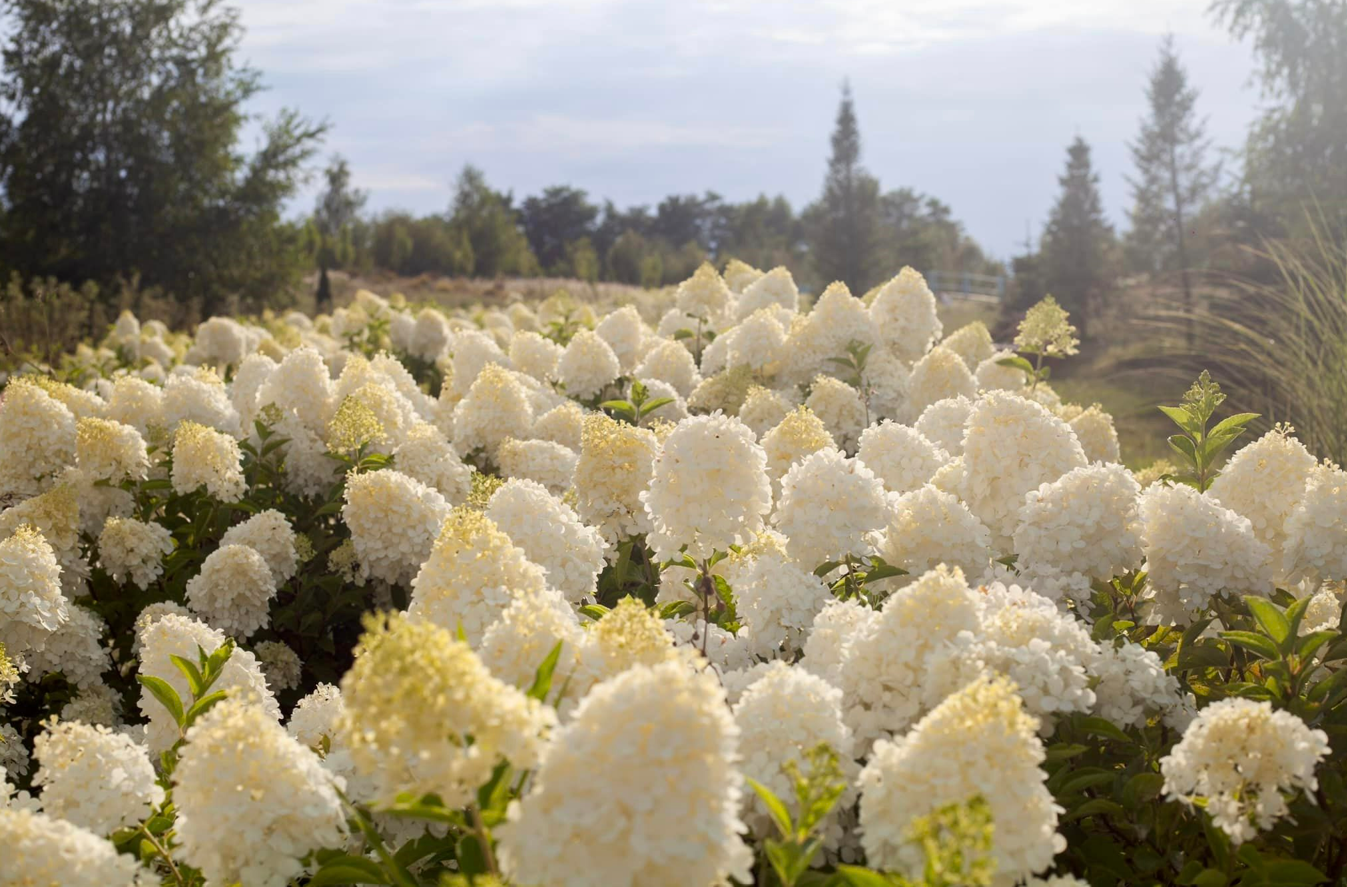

{"left": 925, "top": 270, "right": 1006, "bottom": 300}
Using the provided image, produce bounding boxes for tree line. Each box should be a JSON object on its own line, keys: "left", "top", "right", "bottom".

{"left": 0, "top": 0, "right": 1342, "bottom": 321}
{"left": 1006, "top": 0, "right": 1347, "bottom": 339}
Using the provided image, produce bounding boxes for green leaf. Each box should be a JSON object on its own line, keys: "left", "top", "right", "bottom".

{"left": 599, "top": 399, "right": 637, "bottom": 422}
{"left": 456, "top": 834, "right": 488, "bottom": 875}
{"left": 135, "top": 675, "right": 184, "bottom": 727}
{"left": 1191, "top": 871, "right": 1228, "bottom": 887}
{"left": 995, "top": 355, "right": 1036, "bottom": 374}
{"left": 658, "top": 600, "right": 697, "bottom": 619}
{"left": 183, "top": 690, "right": 229, "bottom": 728}
{"left": 861, "top": 563, "right": 906, "bottom": 583}
{"left": 1283, "top": 595, "right": 1314, "bottom": 644}
{"left": 168, "top": 655, "right": 205, "bottom": 698}
{"left": 813, "top": 561, "right": 843, "bottom": 578}
{"left": 1208, "top": 412, "right": 1260, "bottom": 438}
{"left": 638, "top": 397, "right": 675, "bottom": 418}
{"left": 308, "top": 856, "right": 391, "bottom": 885}
{"left": 1044, "top": 743, "right": 1089, "bottom": 763}
{"left": 745, "top": 776, "right": 794, "bottom": 837}
{"left": 835, "top": 865, "right": 893, "bottom": 887}
{"left": 672, "top": 328, "right": 695, "bottom": 340}
{"left": 1076, "top": 716, "right": 1132, "bottom": 744}
{"left": 526, "top": 642, "right": 564, "bottom": 701}
{"left": 1168, "top": 433, "right": 1198, "bottom": 465}
{"left": 1245, "top": 596, "right": 1292, "bottom": 646}
{"left": 578, "top": 604, "right": 609, "bottom": 622}
{"left": 1296, "top": 630, "right": 1338, "bottom": 661}
{"left": 1065, "top": 798, "right": 1126, "bottom": 820}
{"left": 1221, "top": 630, "right": 1282, "bottom": 661}
{"left": 1261, "top": 860, "right": 1329, "bottom": 885}
{"left": 1059, "top": 770, "right": 1117, "bottom": 795}
{"left": 1158, "top": 404, "right": 1202, "bottom": 436}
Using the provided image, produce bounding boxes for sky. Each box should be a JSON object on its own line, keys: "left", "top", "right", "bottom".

{"left": 234, "top": 0, "right": 1264, "bottom": 261}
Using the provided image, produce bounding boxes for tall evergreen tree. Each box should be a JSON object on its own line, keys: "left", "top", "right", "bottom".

{"left": 1126, "top": 36, "right": 1216, "bottom": 340}
{"left": 1041, "top": 137, "right": 1114, "bottom": 338}
{"left": 804, "top": 82, "right": 884, "bottom": 294}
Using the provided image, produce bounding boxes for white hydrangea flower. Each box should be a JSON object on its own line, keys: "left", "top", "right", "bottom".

{"left": 674, "top": 262, "right": 734, "bottom": 321}
{"left": 573, "top": 413, "right": 659, "bottom": 543}
{"left": 0, "top": 808, "right": 147, "bottom": 886}
{"left": 287, "top": 683, "right": 345, "bottom": 750}
{"left": 1140, "top": 483, "right": 1274, "bottom": 621}
{"left": 163, "top": 368, "right": 242, "bottom": 437}
{"left": 130, "top": 601, "right": 192, "bottom": 654}
{"left": 973, "top": 349, "right": 1028, "bottom": 393}
{"left": 557, "top": 329, "right": 621, "bottom": 400}
{"left": 390, "top": 421, "right": 472, "bottom": 504}
{"left": 97, "top": 517, "right": 174, "bottom": 590}
{"left": 936, "top": 582, "right": 1101, "bottom": 730}
{"left": 941, "top": 321, "right": 995, "bottom": 370}
{"left": 836, "top": 565, "right": 984, "bottom": 747}
{"left": 105, "top": 375, "right": 166, "bottom": 439}
{"left": 868, "top": 267, "right": 943, "bottom": 363}
{"left": 733, "top": 661, "right": 856, "bottom": 842}
{"left": 1013, "top": 462, "right": 1143, "bottom": 581}
{"left": 185, "top": 544, "right": 277, "bottom": 638}
{"left": 875, "top": 484, "right": 994, "bottom": 582}
{"left": 531, "top": 400, "right": 586, "bottom": 452}
{"left": 343, "top": 469, "right": 450, "bottom": 586}
{"left": 256, "top": 346, "right": 335, "bottom": 434}
{"left": 723, "top": 308, "right": 787, "bottom": 372}
{"left": 801, "top": 597, "right": 880, "bottom": 687}
{"left": 219, "top": 509, "right": 298, "bottom": 583}
{"left": 1208, "top": 426, "right": 1317, "bottom": 578}
{"left": 275, "top": 410, "right": 342, "bottom": 499}
{"left": 905, "top": 345, "right": 977, "bottom": 421}
{"left": 858, "top": 675, "right": 1064, "bottom": 885}
{"left": 738, "top": 385, "right": 792, "bottom": 439}
{"left": 174, "top": 696, "right": 347, "bottom": 887}
{"left": 914, "top": 394, "right": 974, "bottom": 457}
{"left": 255, "top": 640, "right": 303, "bottom": 691}
{"left": 594, "top": 305, "right": 648, "bottom": 373}
{"left": 477, "top": 587, "right": 584, "bottom": 693}
{"left": 735, "top": 549, "right": 833, "bottom": 660}
{"left": 496, "top": 437, "right": 578, "bottom": 495}
{"left": 1161, "top": 698, "right": 1329, "bottom": 844}
{"left": 634, "top": 339, "right": 702, "bottom": 398}
{"left": 21, "top": 604, "right": 109, "bottom": 688}
{"left": 629, "top": 377, "right": 687, "bottom": 423}
{"left": 1300, "top": 584, "right": 1343, "bottom": 635}
{"left": 33, "top": 719, "right": 163, "bottom": 835}
{"left": 1282, "top": 461, "right": 1347, "bottom": 585}
{"left": 452, "top": 363, "right": 535, "bottom": 458}
{"left": 1092, "top": 641, "right": 1187, "bottom": 729}
{"left": 497, "top": 659, "right": 752, "bottom": 887}
{"left": 510, "top": 330, "right": 563, "bottom": 382}
{"left": 337, "top": 613, "right": 555, "bottom": 806}
{"left": 74, "top": 417, "right": 148, "bottom": 483}
{"left": 736, "top": 265, "right": 799, "bottom": 318}
{"left": 856, "top": 420, "right": 948, "bottom": 494}
{"left": 171, "top": 421, "right": 245, "bottom": 501}
{"left": 1067, "top": 404, "right": 1121, "bottom": 464}
{"left": 806, "top": 375, "right": 867, "bottom": 452}
{"left": 775, "top": 448, "right": 887, "bottom": 569}
{"left": 230, "top": 352, "right": 279, "bottom": 430}
{"left": 0, "top": 524, "right": 67, "bottom": 656}
{"left": 642, "top": 414, "right": 772, "bottom": 562}
{"left": 0, "top": 379, "right": 77, "bottom": 496}
{"left": 486, "top": 479, "right": 604, "bottom": 604}
{"left": 60, "top": 681, "right": 124, "bottom": 728}
{"left": 409, "top": 507, "right": 548, "bottom": 640}
{"left": 957, "top": 391, "right": 1087, "bottom": 549}
{"left": 136, "top": 613, "right": 280, "bottom": 752}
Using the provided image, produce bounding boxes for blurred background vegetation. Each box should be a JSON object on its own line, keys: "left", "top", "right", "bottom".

{"left": 0, "top": 0, "right": 1343, "bottom": 464}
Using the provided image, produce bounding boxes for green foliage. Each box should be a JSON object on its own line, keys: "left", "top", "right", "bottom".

{"left": 1040, "top": 137, "right": 1115, "bottom": 338}
{"left": 0, "top": 0, "right": 326, "bottom": 315}
{"left": 803, "top": 82, "right": 886, "bottom": 294}
{"left": 1157, "top": 370, "right": 1259, "bottom": 491}
{"left": 599, "top": 380, "right": 675, "bottom": 427}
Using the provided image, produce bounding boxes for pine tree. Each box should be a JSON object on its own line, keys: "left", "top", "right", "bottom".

{"left": 1126, "top": 36, "right": 1216, "bottom": 342}
{"left": 1041, "top": 137, "right": 1113, "bottom": 339}
{"left": 804, "top": 82, "right": 884, "bottom": 294}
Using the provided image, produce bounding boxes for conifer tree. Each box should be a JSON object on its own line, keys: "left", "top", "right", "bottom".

{"left": 1041, "top": 137, "right": 1113, "bottom": 338}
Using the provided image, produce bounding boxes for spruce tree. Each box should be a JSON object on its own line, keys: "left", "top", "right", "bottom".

{"left": 1126, "top": 36, "right": 1216, "bottom": 342}
{"left": 1041, "top": 137, "right": 1113, "bottom": 338}
{"left": 804, "top": 82, "right": 884, "bottom": 294}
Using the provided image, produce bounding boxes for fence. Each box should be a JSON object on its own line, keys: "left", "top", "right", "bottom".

{"left": 926, "top": 270, "right": 1006, "bottom": 300}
